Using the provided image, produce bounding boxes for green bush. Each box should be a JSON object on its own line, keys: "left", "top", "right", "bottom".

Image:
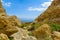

{"left": 9, "top": 37, "right": 14, "bottom": 40}
{"left": 31, "top": 22, "right": 42, "bottom": 30}
{"left": 28, "top": 31, "right": 34, "bottom": 36}
{"left": 49, "top": 23, "right": 60, "bottom": 31}
{"left": 21, "top": 23, "right": 29, "bottom": 28}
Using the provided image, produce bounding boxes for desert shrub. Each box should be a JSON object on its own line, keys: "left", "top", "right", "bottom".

{"left": 21, "top": 23, "right": 29, "bottom": 28}
{"left": 31, "top": 22, "right": 42, "bottom": 30}
{"left": 49, "top": 23, "right": 60, "bottom": 31}
{"left": 21, "top": 22, "right": 42, "bottom": 31}
{"left": 9, "top": 37, "right": 14, "bottom": 40}
{"left": 28, "top": 31, "right": 34, "bottom": 36}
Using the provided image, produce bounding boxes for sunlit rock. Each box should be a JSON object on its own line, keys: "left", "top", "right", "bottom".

{"left": 11, "top": 28, "right": 37, "bottom": 40}
{"left": 52, "top": 31, "right": 60, "bottom": 40}
{"left": 33, "top": 24, "right": 53, "bottom": 40}
{"left": 0, "top": 33, "right": 9, "bottom": 40}
{"left": 35, "top": 0, "right": 60, "bottom": 24}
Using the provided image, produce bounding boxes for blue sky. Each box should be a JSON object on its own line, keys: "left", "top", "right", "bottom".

{"left": 2, "top": 0, "right": 53, "bottom": 20}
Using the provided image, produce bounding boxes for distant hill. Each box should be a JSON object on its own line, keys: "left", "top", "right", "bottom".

{"left": 20, "top": 18, "right": 34, "bottom": 22}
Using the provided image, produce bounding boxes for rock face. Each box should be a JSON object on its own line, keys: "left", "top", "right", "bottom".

{"left": 0, "top": 0, "right": 22, "bottom": 36}
{"left": 0, "top": 0, "right": 37, "bottom": 40}
{"left": 0, "top": 16, "right": 18, "bottom": 36}
{"left": 0, "top": 33, "right": 9, "bottom": 40}
{"left": 33, "top": 24, "right": 53, "bottom": 40}
{"left": 8, "top": 16, "right": 22, "bottom": 27}
{"left": 11, "top": 28, "right": 37, "bottom": 40}
{"left": 52, "top": 31, "right": 60, "bottom": 40}
{"left": 35, "top": 0, "right": 60, "bottom": 24}
{"left": 0, "top": 0, "right": 6, "bottom": 16}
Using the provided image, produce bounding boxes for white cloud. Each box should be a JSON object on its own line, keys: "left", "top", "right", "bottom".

{"left": 28, "top": 0, "right": 52, "bottom": 11}
{"left": 41, "top": 2, "right": 51, "bottom": 7}
{"left": 1, "top": 0, "right": 4, "bottom": 3}
{"left": 5, "top": 2, "right": 11, "bottom": 7}
{"left": 28, "top": 7, "right": 47, "bottom": 11}
{"left": 1, "top": 0, "right": 12, "bottom": 7}
{"left": 51, "top": 0, "right": 53, "bottom": 1}
{"left": 41, "top": 0, "right": 53, "bottom": 7}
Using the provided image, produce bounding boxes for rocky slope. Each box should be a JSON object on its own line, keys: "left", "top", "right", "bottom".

{"left": 32, "top": 0, "right": 60, "bottom": 40}
{"left": 0, "top": 0, "right": 37, "bottom": 40}
{"left": 11, "top": 28, "right": 37, "bottom": 40}
{"left": 35, "top": 0, "right": 60, "bottom": 24}
{"left": 33, "top": 24, "right": 60, "bottom": 40}
{"left": 0, "top": 0, "right": 22, "bottom": 36}
{"left": 1, "top": 0, "right": 60, "bottom": 40}
{"left": 0, "top": 0, "right": 6, "bottom": 16}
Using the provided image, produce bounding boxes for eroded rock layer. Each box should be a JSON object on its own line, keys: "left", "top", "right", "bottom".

{"left": 35, "top": 0, "right": 60, "bottom": 24}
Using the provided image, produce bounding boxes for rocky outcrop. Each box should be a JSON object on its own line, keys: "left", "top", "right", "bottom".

{"left": 11, "top": 28, "right": 37, "bottom": 40}
{"left": 0, "top": 0, "right": 22, "bottom": 36}
{"left": 35, "top": 0, "right": 60, "bottom": 24}
{"left": 0, "top": 16, "right": 18, "bottom": 36}
{"left": 0, "top": 33, "right": 9, "bottom": 40}
{"left": 8, "top": 16, "right": 22, "bottom": 27}
{"left": 0, "top": 0, "right": 6, "bottom": 16}
{"left": 33, "top": 23, "right": 60, "bottom": 40}
{"left": 0, "top": 0, "right": 37, "bottom": 40}
{"left": 33, "top": 24, "right": 53, "bottom": 40}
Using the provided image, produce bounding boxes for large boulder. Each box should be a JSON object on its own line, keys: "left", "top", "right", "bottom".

{"left": 0, "top": 16, "right": 18, "bottom": 36}
{"left": 52, "top": 31, "right": 60, "bottom": 40}
{"left": 11, "top": 28, "right": 37, "bottom": 40}
{"left": 33, "top": 24, "right": 53, "bottom": 40}
{"left": 0, "top": 33, "right": 9, "bottom": 40}
{"left": 8, "top": 16, "right": 22, "bottom": 27}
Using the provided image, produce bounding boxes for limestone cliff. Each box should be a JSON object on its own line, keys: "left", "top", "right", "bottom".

{"left": 35, "top": 0, "right": 60, "bottom": 24}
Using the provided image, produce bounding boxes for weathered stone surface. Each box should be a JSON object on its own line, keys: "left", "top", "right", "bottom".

{"left": 35, "top": 0, "right": 60, "bottom": 24}
{"left": 0, "top": 33, "right": 9, "bottom": 40}
{"left": 8, "top": 16, "right": 22, "bottom": 27}
{"left": 33, "top": 24, "right": 53, "bottom": 40}
{"left": 0, "top": 0, "right": 6, "bottom": 16}
{"left": 0, "top": 16, "right": 18, "bottom": 36}
{"left": 52, "top": 31, "right": 60, "bottom": 40}
{"left": 11, "top": 28, "right": 37, "bottom": 40}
